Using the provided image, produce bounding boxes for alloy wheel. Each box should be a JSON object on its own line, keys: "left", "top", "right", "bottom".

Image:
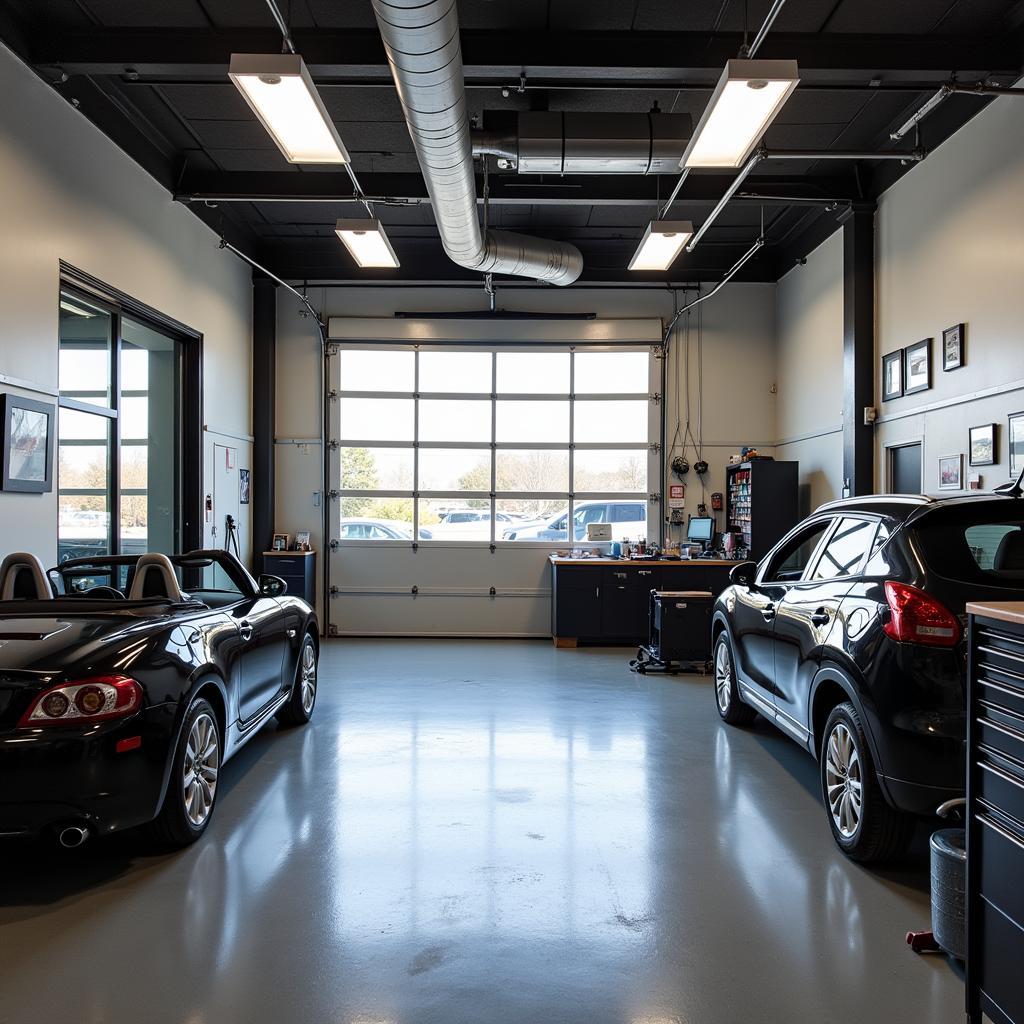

{"left": 183, "top": 712, "right": 219, "bottom": 828}
{"left": 300, "top": 642, "right": 317, "bottom": 714}
{"left": 715, "top": 642, "right": 731, "bottom": 713}
{"left": 825, "top": 722, "right": 862, "bottom": 838}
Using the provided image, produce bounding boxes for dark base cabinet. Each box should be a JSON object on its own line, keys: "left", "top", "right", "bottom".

{"left": 551, "top": 557, "right": 733, "bottom": 645}
{"left": 966, "top": 603, "right": 1024, "bottom": 1024}
{"left": 261, "top": 550, "right": 316, "bottom": 605}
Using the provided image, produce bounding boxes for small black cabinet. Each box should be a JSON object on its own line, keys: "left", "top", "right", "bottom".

{"left": 261, "top": 550, "right": 316, "bottom": 605}
{"left": 725, "top": 459, "right": 799, "bottom": 561}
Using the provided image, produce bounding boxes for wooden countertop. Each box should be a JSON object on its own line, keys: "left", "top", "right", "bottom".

{"left": 548, "top": 555, "right": 736, "bottom": 567}
{"left": 967, "top": 601, "right": 1024, "bottom": 627}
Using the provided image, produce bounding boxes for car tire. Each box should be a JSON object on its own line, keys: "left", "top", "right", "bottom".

{"left": 714, "top": 632, "right": 757, "bottom": 726}
{"left": 820, "top": 701, "right": 914, "bottom": 863}
{"left": 147, "top": 697, "right": 222, "bottom": 847}
{"left": 276, "top": 633, "right": 318, "bottom": 727}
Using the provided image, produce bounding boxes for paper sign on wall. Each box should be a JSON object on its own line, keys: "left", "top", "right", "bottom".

{"left": 669, "top": 484, "right": 685, "bottom": 510}
{"left": 225, "top": 447, "right": 236, "bottom": 469}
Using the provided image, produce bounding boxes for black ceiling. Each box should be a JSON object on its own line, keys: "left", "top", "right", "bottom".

{"left": 2, "top": 0, "right": 1023, "bottom": 284}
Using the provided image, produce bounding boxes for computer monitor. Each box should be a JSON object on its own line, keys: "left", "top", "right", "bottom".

{"left": 687, "top": 516, "right": 714, "bottom": 544}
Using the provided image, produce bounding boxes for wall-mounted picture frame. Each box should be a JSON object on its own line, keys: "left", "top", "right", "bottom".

{"left": 969, "top": 423, "right": 996, "bottom": 467}
{"left": 239, "top": 468, "right": 250, "bottom": 505}
{"left": 1010, "top": 411, "right": 1024, "bottom": 479}
{"left": 904, "top": 339, "right": 932, "bottom": 395}
{"left": 938, "top": 453, "right": 963, "bottom": 491}
{"left": 942, "top": 323, "right": 965, "bottom": 372}
{"left": 294, "top": 530, "right": 311, "bottom": 551}
{"left": 1, "top": 393, "right": 55, "bottom": 493}
{"left": 272, "top": 532, "right": 290, "bottom": 551}
{"left": 882, "top": 350, "right": 903, "bottom": 401}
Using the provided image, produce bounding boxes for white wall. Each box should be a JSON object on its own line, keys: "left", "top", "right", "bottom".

{"left": 775, "top": 231, "right": 845, "bottom": 513}
{"left": 875, "top": 90, "right": 1024, "bottom": 492}
{"left": 275, "top": 282, "right": 778, "bottom": 629}
{"left": 0, "top": 42, "right": 253, "bottom": 565}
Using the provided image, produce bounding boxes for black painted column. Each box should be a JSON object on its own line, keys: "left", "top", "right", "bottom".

{"left": 841, "top": 202, "right": 876, "bottom": 497}
{"left": 252, "top": 276, "right": 277, "bottom": 566}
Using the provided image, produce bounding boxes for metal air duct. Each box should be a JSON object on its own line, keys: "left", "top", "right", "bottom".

{"left": 370, "top": 0, "right": 583, "bottom": 286}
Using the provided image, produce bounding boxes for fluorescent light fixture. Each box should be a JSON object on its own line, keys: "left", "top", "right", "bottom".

{"left": 59, "top": 300, "right": 97, "bottom": 317}
{"left": 229, "top": 53, "right": 350, "bottom": 164}
{"left": 628, "top": 220, "right": 694, "bottom": 271}
{"left": 335, "top": 219, "right": 400, "bottom": 269}
{"left": 681, "top": 59, "right": 799, "bottom": 169}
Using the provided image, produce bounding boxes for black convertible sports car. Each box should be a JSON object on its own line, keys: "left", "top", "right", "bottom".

{"left": 0, "top": 549, "right": 318, "bottom": 847}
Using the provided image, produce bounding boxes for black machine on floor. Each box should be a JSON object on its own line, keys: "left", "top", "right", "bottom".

{"left": 630, "top": 589, "right": 713, "bottom": 674}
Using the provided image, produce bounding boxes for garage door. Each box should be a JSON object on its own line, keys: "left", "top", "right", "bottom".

{"left": 325, "top": 317, "right": 663, "bottom": 637}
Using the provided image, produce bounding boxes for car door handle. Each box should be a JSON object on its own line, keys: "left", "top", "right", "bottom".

{"left": 761, "top": 604, "right": 776, "bottom": 621}
{"left": 810, "top": 608, "right": 831, "bottom": 626}
{"left": 239, "top": 620, "right": 254, "bottom": 642}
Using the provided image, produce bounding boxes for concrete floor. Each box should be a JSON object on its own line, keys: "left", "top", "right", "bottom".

{"left": 0, "top": 640, "right": 963, "bottom": 1024}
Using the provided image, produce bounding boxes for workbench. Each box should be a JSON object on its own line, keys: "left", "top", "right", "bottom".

{"left": 549, "top": 555, "right": 736, "bottom": 647}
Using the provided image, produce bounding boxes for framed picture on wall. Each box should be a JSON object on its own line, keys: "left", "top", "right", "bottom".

{"left": 938, "top": 453, "right": 963, "bottom": 491}
{"left": 882, "top": 350, "right": 904, "bottom": 401}
{"left": 239, "top": 468, "right": 250, "bottom": 505}
{"left": 969, "top": 423, "right": 996, "bottom": 466}
{"left": 904, "top": 339, "right": 932, "bottom": 395}
{"left": 942, "top": 323, "right": 965, "bottom": 371}
{"left": 1010, "top": 412, "right": 1024, "bottom": 479}
{"left": 1, "top": 393, "right": 55, "bottom": 493}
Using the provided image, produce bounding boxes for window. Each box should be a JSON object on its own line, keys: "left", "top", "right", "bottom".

{"left": 810, "top": 517, "right": 875, "bottom": 581}
{"left": 57, "top": 284, "right": 192, "bottom": 562}
{"left": 335, "top": 347, "right": 654, "bottom": 543}
{"left": 914, "top": 509, "right": 1024, "bottom": 582}
{"left": 765, "top": 521, "right": 831, "bottom": 582}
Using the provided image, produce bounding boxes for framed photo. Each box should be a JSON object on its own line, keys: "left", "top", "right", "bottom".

{"left": 942, "top": 323, "right": 965, "bottom": 372}
{"left": 1010, "top": 411, "right": 1024, "bottom": 479}
{"left": 882, "top": 350, "right": 903, "bottom": 401}
{"left": 969, "top": 423, "right": 996, "bottom": 467}
{"left": 904, "top": 339, "right": 932, "bottom": 395}
{"left": 272, "top": 533, "right": 289, "bottom": 551}
{"left": 938, "top": 453, "right": 963, "bottom": 491}
{"left": 1, "top": 393, "right": 55, "bottom": 493}
{"left": 239, "top": 468, "right": 250, "bottom": 505}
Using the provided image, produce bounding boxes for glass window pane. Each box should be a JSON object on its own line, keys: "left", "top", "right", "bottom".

{"left": 419, "top": 400, "right": 491, "bottom": 443}
{"left": 496, "top": 353, "right": 569, "bottom": 394}
{"left": 573, "top": 499, "right": 649, "bottom": 543}
{"left": 496, "top": 499, "right": 567, "bottom": 540}
{"left": 420, "top": 499, "right": 492, "bottom": 540}
{"left": 59, "top": 292, "right": 112, "bottom": 408}
{"left": 120, "top": 396, "right": 149, "bottom": 441}
{"left": 58, "top": 409, "right": 111, "bottom": 561}
{"left": 340, "top": 397, "right": 414, "bottom": 442}
{"left": 340, "top": 497, "right": 414, "bottom": 539}
{"left": 574, "top": 400, "right": 647, "bottom": 443}
{"left": 574, "top": 351, "right": 648, "bottom": 393}
{"left": 340, "top": 447, "right": 413, "bottom": 490}
{"left": 338, "top": 350, "right": 414, "bottom": 392}
{"left": 419, "top": 351, "right": 492, "bottom": 393}
{"left": 120, "top": 445, "right": 148, "bottom": 554}
{"left": 495, "top": 401, "right": 569, "bottom": 443}
{"left": 573, "top": 449, "right": 647, "bottom": 492}
{"left": 811, "top": 517, "right": 875, "bottom": 581}
{"left": 418, "top": 449, "right": 491, "bottom": 491}
{"left": 495, "top": 449, "right": 569, "bottom": 492}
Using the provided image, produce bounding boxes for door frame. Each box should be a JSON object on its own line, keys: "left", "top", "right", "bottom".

{"left": 885, "top": 437, "right": 924, "bottom": 494}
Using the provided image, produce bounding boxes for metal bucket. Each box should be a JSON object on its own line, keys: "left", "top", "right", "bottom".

{"left": 930, "top": 827, "right": 967, "bottom": 959}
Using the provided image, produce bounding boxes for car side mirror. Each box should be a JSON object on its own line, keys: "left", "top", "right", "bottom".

{"left": 729, "top": 561, "right": 758, "bottom": 588}
{"left": 258, "top": 574, "right": 288, "bottom": 597}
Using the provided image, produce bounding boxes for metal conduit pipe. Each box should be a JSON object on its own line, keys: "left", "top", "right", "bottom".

{"left": 370, "top": 0, "right": 583, "bottom": 286}
{"left": 891, "top": 81, "right": 1024, "bottom": 141}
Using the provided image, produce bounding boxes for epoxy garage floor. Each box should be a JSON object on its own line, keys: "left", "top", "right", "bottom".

{"left": 1, "top": 640, "right": 962, "bottom": 1023}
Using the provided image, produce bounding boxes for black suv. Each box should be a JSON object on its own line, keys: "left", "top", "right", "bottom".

{"left": 712, "top": 493, "right": 1024, "bottom": 862}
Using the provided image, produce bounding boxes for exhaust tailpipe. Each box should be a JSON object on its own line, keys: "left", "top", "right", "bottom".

{"left": 58, "top": 824, "right": 90, "bottom": 849}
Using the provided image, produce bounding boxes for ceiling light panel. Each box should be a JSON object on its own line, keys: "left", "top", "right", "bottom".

{"left": 335, "top": 219, "right": 400, "bottom": 269}
{"left": 628, "top": 220, "right": 694, "bottom": 272}
{"left": 229, "top": 53, "right": 350, "bottom": 165}
{"left": 681, "top": 59, "right": 799, "bottom": 169}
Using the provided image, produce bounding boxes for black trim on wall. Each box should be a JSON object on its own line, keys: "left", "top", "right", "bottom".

{"left": 252, "top": 276, "right": 276, "bottom": 564}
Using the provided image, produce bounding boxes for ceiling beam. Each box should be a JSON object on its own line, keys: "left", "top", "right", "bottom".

{"left": 174, "top": 170, "right": 860, "bottom": 207}
{"left": 30, "top": 28, "right": 1022, "bottom": 82}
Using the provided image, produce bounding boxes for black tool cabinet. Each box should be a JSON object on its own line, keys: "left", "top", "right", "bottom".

{"left": 965, "top": 602, "right": 1024, "bottom": 1024}
{"left": 260, "top": 550, "right": 316, "bottom": 604}
{"left": 725, "top": 459, "right": 799, "bottom": 561}
{"left": 550, "top": 557, "right": 733, "bottom": 646}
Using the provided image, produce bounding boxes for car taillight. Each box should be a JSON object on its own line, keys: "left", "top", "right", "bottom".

{"left": 18, "top": 675, "right": 143, "bottom": 728}
{"left": 883, "top": 581, "right": 961, "bottom": 648}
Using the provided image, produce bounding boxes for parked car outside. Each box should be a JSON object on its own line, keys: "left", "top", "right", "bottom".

{"left": 427, "top": 509, "right": 517, "bottom": 540}
{"left": 504, "top": 500, "right": 647, "bottom": 541}
{"left": 339, "top": 517, "right": 428, "bottom": 540}
{"left": 711, "top": 493, "right": 1024, "bottom": 861}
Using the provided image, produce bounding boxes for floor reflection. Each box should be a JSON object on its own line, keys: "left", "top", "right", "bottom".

{"left": 0, "top": 640, "right": 963, "bottom": 1024}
